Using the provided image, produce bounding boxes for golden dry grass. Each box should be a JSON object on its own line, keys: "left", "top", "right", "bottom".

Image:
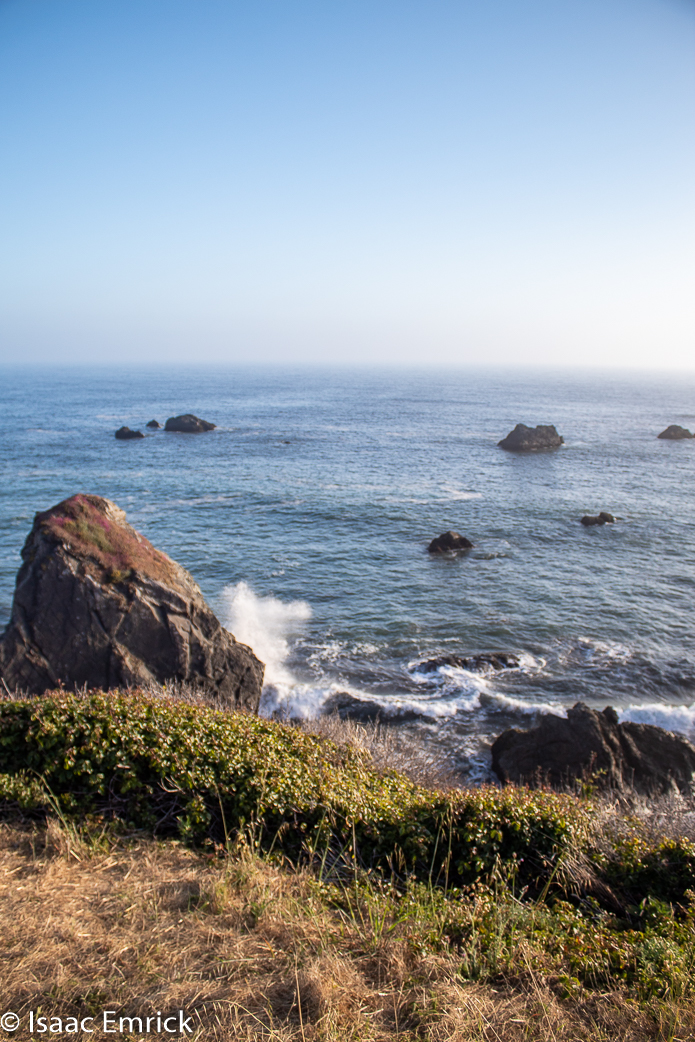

{"left": 0, "top": 822, "right": 692, "bottom": 1042}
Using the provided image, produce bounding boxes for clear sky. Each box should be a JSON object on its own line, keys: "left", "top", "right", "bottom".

{"left": 0, "top": 0, "right": 693, "bottom": 368}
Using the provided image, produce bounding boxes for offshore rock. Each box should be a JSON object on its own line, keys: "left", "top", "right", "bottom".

{"left": 0, "top": 494, "right": 264, "bottom": 708}
{"left": 416, "top": 652, "right": 520, "bottom": 673}
{"left": 115, "top": 426, "right": 144, "bottom": 440}
{"left": 658, "top": 425, "right": 694, "bottom": 440}
{"left": 498, "top": 424, "right": 564, "bottom": 452}
{"left": 428, "top": 531, "right": 474, "bottom": 553}
{"left": 581, "top": 512, "right": 615, "bottom": 527}
{"left": 165, "top": 414, "right": 216, "bottom": 433}
{"left": 146, "top": 419, "right": 161, "bottom": 429}
{"left": 491, "top": 702, "right": 695, "bottom": 795}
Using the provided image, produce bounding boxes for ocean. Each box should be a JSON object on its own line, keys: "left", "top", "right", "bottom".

{"left": 1, "top": 365, "right": 694, "bottom": 779}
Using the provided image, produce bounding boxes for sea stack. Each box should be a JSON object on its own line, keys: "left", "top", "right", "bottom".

{"left": 580, "top": 512, "right": 615, "bottom": 526}
{"left": 657, "top": 425, "right": 694, "bottom": 440}
{"left": 428, "top": 531, "right": 474, "bottom": 553}
{"left": 498, "top": 424, "right": 564, "bottom": 452}
{"left": 164, "top": 414, "right": 216, "bottom": 433}
{"left": 115, "top": 426, "right": 144, "bottom": 440}
{"left": 0, "top": 494, "right": 264, "bottom": 708}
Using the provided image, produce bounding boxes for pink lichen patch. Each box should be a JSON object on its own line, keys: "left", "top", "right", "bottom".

{"left": 35, "top": 494, "right": 181, "bottom": 587}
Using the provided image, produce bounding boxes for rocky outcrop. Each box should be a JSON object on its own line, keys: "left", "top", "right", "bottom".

{"left": 498, "top": 424, "right": 564, "bottom": 452}
{"left": 165, "top": 414, "right": 216, "bottom": 433}
{"left": 428, "top": 531, "right": 474, "bottom": 553}
{"left": 115, "top": 427, "right": 144, "bottom": 440}
{"left": 581, "top": 512, "right": 615, "bottom": 527}
{"left": 146, "top": 419, "right": 161, "bottom": 429}
{"left": 658, "top": 425, "right": 694, "bottom": 440}
{"left": 0, "top": 494, "right": 264, "bottom": 709}
{"left": 491, "top": 702, "right": 695, "bottom": 795}
{"left": 416, "top": 652, "right": 520, "bottom": 673}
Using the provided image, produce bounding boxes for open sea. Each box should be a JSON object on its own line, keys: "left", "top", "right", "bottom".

{"left": 1, "top": 365, "right": 694, "bottom": 779}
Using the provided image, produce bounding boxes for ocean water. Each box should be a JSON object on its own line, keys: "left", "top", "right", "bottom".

{"left": 1, "top": 365, "right": 694, "bottom": 778}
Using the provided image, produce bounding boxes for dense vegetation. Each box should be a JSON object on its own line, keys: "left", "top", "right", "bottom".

{"left": 0, "top": 689, "right": 694, "bottom": 1016}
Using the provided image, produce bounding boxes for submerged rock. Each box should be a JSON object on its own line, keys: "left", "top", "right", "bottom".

{"left": 165, "top": 414, "right": 216, "bottom": 433}
{"left": 428, "top": 531, "right": 474, "bottom": 553}
{"left": 146, "top": 419, "right": 161, "bottom": 429}
{"left": 416, "top": 652, "right": 521, "bottom": 673}
{"left": 498, "top": 424, "right": 564, "bottom": 452}
{"left": 0, "top": 494, "right": 264, "bottom": 708}
{"left": 581, "top": 512, "right": 615, "bottom": 527}
{"left": 658, "top": 425, "right": 694, "bottom": 440}
{"left": 491, "top": 702, "right": 695, "bottom": 795}
{"left": 115, "top": 426, "right": 144, "bottom": 440}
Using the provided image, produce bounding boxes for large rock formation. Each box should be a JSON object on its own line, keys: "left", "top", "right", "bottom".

{"left": 498, "top": 424, "right": 564, "bottom": 451}
{"left": 491, "top": 702, "right": 695, "bottom": 795}
{"left": 657, "top": 425, "right": 694, "bottom": 440}
{"left": 0, "top": 494, "right": 264, "bottom": 709}
{"left": 165, "top": 414, "right": 216, "bottom": 433}
{"left": 428, "top": 531, "right": 474, "bottom": 553}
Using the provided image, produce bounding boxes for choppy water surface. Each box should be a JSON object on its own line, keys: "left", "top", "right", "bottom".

{"left": 1, "top": 365, "right": 694, "bottom": 778}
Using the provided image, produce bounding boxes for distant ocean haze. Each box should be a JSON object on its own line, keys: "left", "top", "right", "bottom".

{"left": 1, "top": 365, "right": 694, "bottom": 779}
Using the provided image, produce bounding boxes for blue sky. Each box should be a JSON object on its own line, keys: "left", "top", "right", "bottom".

{"left": 0, "top": 0, "right": 693, "bottom": 367}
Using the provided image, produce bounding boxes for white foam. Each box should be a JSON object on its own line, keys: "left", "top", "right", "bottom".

{"left": 573, "top": 637, "right": 632, "bottom": 663}
{"left": 220, "top": 581, "right": 311, "bottom": 689}
{"left": 478, "top": 690, "right": 565, "bottom": 716}
{"left": 441, "top": 486, "right": 483, "bottom": 500}
{"left": 620, "top": 702, "right": 695, "bottom": 737}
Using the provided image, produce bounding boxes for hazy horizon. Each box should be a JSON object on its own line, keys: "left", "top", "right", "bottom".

{"left": 1, "top": 0, "right": 693, "bottom": 370}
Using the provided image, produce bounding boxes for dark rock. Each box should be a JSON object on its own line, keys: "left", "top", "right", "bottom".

{"left": 498, "top": 424, "right": 564, "bottom": 452}
{"left": 115, "top": 426, "right": 144, "bottom": 440}
{"left": 416, "top": 652, "right": 521, "bottom": 673}
{"left": 658, "top": 425, "right": 694, "bottom": 440}
{"left": 491, "top": 702, "right": 695, "bottom": 795}
{"left": 581, "top": 512, "right": 615, "bottom": 526}
{"left": 164, "top": 414, "right": 216, "bottom": 433}
{"left": 428, "top": 531, "right": 474, "bottom": 553}
{"left": 321, "top": 691, "right": 384, "bottom": 721}
{"left": 146, "top": 420, "right": 161, "bottom": 429}
{"left": 0, "top": 494, "right": 264, "bottom": 709}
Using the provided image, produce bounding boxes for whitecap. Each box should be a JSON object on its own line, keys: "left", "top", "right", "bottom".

{"left": 619, "top": 702, "right": 695, "bottom": 738}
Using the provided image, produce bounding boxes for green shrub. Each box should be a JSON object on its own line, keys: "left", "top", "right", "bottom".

{"left": 0, "top": 691, "right": 588, "bottom": 889}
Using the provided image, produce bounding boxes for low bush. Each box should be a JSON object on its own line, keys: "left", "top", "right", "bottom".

{"left": 0, "top": 690, "right": 592, "bottom": 892}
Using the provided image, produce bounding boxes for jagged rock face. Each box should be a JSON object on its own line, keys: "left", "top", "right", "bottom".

{"left": 491, "top": 702, "right": 695, "bottom": 795}
{"left": 658, "top": 425, "right": 693, "bottom": 440}
{"left": 0, "top": 494, "right": 264, "bottom": 708}
{"left": 498, "top": 424, "right": 564, "bottom": 451}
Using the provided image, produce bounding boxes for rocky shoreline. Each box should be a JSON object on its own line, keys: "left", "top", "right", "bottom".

{"left": 1, "top": 494, "right": 694, "bottom": 796}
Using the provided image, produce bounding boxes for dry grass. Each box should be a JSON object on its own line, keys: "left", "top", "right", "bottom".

{"left": 297, "top": 713, "right": 457, "bottom": 789}
{"left": 0, "top": 822, "right": 693, "bottom": 1042}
